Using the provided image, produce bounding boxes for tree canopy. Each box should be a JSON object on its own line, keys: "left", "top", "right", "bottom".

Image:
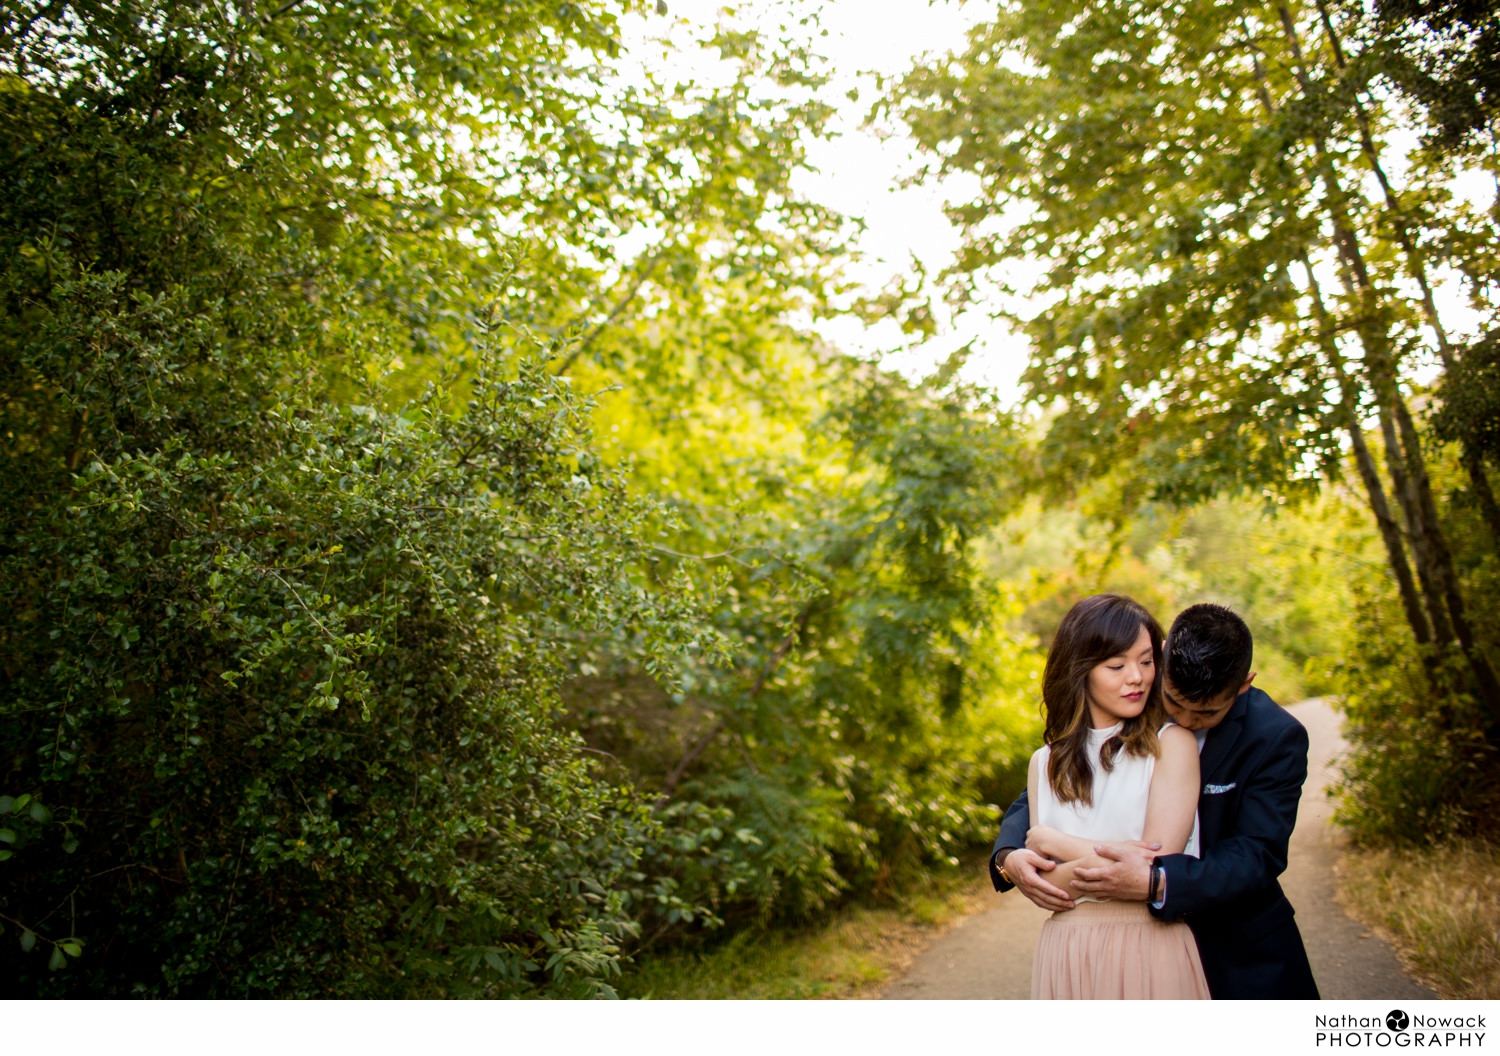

{"left": 4, "top": 0, "right": 1498, "bottom": 996}
{"left": 892, "top": 0, "right": 1500, "bottom": 736}
{"left": 0, "top": 0, "right": 1043, "bottom": 994}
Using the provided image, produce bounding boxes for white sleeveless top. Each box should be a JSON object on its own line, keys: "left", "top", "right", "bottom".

{"left": 1033, "top": 722, "right": 1200, "bottom": 857}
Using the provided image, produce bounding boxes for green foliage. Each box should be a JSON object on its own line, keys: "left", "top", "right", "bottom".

{"left": 984, "top": 491, "right": 1363, "bottom": 702}
{"left": 1165, "top": 496, "right": 1369, "bottom": 698}
{"left": 24, "top": 0, "right": 1446, "bottom": 1001}
{"left": 1433, "top": 333, "right": 1500, "bottom": 464}
{"left": 0, "top": 0, "right": 746, "bottom": 996}
{"left": 1330, "top": 601, "right": 1499, "bottom": 846}
{"left": 0, "top": 0, "right": 1048, "bottom": 997}
{"left": 0, "top": 792, "right": 87, "bottom": 971}
{"left": 1373, "top": 0, "right": 1500, "bottom": 150}
{"left": 895, "top": 0, "right": 1500, "bottom": 854}
{"left": 890, "top": 0, "right": 1487, "bottom": 510}
{"left": 1331, "top": 448, "right": 1500, "bottom": 846}
{"left": 566, "top": 362, "right": 1041, "bottom": 937}
{"left": 1, "top": 263, "right": 724, "bottom": 994}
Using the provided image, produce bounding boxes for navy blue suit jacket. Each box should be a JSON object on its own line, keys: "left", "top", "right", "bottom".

{"left": 991, "top": 687, "right": 1319, "bottom": 999}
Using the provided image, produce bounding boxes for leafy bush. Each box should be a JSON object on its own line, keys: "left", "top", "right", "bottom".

{"left": 0, "top": 265, "right": 728, "bottom": 995}
{"left": 0, "top": 0, "right": 1049, "bottom": 995}
{"left": 1332, "top": 638, "right": 1495, "bottom": 845}
{"left": 1329, "top": 453, "right": 1500, "bottom": 847}
{"left": 561, "top": 365, "right": 1043, "bottom": 939}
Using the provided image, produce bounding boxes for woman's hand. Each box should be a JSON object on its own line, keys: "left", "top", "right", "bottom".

{"left": 1048, "top": 852, "right": 1111, "bottom": 900}
{"left": 1002, "top": 848, "right": 1077, "bottom": 913}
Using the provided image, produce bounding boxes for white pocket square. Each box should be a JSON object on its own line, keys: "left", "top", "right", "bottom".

{"left": 1202, "top": 782, "right": 1237, "bottom": 794}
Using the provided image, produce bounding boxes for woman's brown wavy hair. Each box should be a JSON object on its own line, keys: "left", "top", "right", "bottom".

{"left": 1043, "top": 594, "right": 1166, "bottom": 806}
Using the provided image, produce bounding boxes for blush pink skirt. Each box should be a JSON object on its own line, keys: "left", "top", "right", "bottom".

{"left": 1031, "top": 900, "right": 1210, "bottom": 1000}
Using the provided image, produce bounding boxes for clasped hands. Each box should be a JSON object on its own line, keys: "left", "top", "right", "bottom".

{"left": 1005, "top": 827, "right": 1159, "bottom": 912}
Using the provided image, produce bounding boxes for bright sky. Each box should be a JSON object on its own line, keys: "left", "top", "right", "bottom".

{"left": 619, "top": 0, "right": 1041, "bottom": 405}
{"left": 617, "top": 1, "right": 1494, "bottom": 404}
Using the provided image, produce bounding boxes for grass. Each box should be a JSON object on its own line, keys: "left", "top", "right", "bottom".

{"left": 616, "top": 865, "right": 993, "bottom": 999}
{"left": 1336, "top": 839, "right": 1500, "bottom": 999}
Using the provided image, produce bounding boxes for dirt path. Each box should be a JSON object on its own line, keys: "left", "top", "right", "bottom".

{"left": 879, "top": 698, "right": 1435, "bottom": 1000}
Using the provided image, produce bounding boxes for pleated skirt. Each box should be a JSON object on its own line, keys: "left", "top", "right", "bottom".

{"left": 1031, "top": 900, "right": 1211, "bottom": 1000}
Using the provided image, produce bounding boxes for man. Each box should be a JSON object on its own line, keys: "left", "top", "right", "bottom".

{"left": 990, "top": 603, "right": 1320, "bottom": 999}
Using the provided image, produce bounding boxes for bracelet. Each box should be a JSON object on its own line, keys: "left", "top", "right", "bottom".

{"left": 1148, "top": 863, "right": 1163, "bottom": 904}
{"left": 997, "top": 851, "right": 1015, "bottom": 886}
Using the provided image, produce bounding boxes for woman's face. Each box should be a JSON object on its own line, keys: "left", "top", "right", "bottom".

{"left": 1084, "top": 623, "right": 1154, "bottom": 728}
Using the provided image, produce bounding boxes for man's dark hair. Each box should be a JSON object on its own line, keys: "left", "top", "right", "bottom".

{"left": 1165, "top": 603, "right": 1253, "bottom": 703}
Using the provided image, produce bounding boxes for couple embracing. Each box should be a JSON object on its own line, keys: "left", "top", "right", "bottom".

{"left": 991, "top": 596, "right": 1321, "bottom": 1000}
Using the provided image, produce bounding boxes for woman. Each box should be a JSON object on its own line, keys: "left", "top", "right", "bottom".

{"left": 1024, "top": 593, "right": 1209, "bottom": 1000}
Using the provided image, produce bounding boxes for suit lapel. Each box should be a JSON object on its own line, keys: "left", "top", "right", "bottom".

{"left": 1198, "top": 693, "right": 1248, "bottom": 784}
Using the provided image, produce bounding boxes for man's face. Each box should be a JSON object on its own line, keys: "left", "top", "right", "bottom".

{"left": 1161, "top": 674, "right": 1254, "bottom": 731}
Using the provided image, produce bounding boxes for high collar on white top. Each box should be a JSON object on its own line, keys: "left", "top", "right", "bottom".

{"left": 1087, "top": 721, "right": 1124, "bottom": 744}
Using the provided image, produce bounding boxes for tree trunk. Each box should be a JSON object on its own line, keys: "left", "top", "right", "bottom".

{"left": 1392, "top": 396, "right": 1500, "bottom": 716}
{"left": 1245, "top": 5, "right": 1498, "bottom": 719}
{"left": 1460, "top": 447, "right": 1500, "bottom": 543}
{"left": 1250, "top": 11, "right": 1461, "bottom": 668}
{"left": 1312, "top": 0, "right": 1500, "bottom": 546}
{"left": 1377, "top": 398, "right": 1455, "bottom": 647}
{"left": 1282, "top": 24, "right": 1500, "bottom": 713}
{"left": 1300, "top": 258, "right": 1433, "bottom": 648}
{"left": 1350, "top": 414, "right": 1433, "bottom": 644}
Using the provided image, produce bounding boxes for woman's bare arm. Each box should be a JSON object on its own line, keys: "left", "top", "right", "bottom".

{"left": 1049, "top": 851, "right": 1110, "bottom": 894}
{"left": 1025, "top": 746, "right": 1159, "bottom": 896}
{"left": 1026, "top": 824, "right": 1097, "bottom": 863}
{"left": 1026, "top": 754, "right": 1109, "bottom": 896}
{"left": 1142, "top": 725, "right": 1199, "bottom": 854}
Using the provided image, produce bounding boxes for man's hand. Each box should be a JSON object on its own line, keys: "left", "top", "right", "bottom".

{"left": 1002, "top": 848, "right": 1076, "bottom": 913}
{"left": 1070, "top": 841, "right": 1157, "bottom": 901}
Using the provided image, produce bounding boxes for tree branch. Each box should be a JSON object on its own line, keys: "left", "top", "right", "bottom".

{"left": 555, "top": 240, "right": 673, "bottom": 376}
{"left": 656, "top": 602, "right": 818, "bottom": 802}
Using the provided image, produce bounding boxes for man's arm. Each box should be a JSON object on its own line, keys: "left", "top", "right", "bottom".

{"left": 989, "top": 761, "right": 1076, "bottom": 912}
{"left": 1153, "top": 719, "right": 1309, "bottom": 922}
{"left": 988, "top": 789, "right": 1031, "bottom": 891}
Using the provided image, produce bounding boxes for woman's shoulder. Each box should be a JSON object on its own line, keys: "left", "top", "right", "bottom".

{"left": 1157, "top": 723, "right": 1198, "bottom": 753}
{"left": 1154, "top": 725, "right": 1200, "bottom": 776}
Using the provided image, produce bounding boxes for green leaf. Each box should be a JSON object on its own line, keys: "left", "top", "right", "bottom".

{"left": 28, "top": 802, "right": 51, "bottom": 824}
{"left": 0, "top": 796, "right": 13, "bottom": 814}
{"left": 0, "top": 849, "right": 11, "bottom": 861}
{"left": 20, "top": 929, "right": 36, "bottom": 952}
{"left": 49, "top": 944, "right": 66, "bottom": 970}
{"left": 0, "top": 828, "right": 14, "bottom": 844}
{"left": 61, "top": 941, "right": 83, "bottom": 957}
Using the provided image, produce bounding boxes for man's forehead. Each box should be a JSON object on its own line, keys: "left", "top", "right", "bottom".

{"left": 1163, "top": 681, "right": 1233, "bottom": 711}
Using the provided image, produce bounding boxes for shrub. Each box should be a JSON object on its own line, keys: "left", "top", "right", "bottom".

{"left": 0, "top": 273, "right": 720, "bottom": 995}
